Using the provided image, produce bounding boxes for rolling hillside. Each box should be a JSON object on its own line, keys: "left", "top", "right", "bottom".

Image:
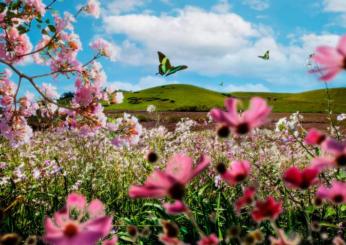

{"left": 104, "top": 84, "right": 346, "bottom": 113}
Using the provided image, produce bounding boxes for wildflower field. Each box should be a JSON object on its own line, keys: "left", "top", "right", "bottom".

{"left": 1, "top": 0, "right": 346, "bottom": 245}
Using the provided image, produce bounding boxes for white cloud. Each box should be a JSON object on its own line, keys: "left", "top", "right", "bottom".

{"left": 212, "top": 0, "right": 232, "bottom": 14}
{"left": 242, "top": 0, "right": 270, "bottom": 11}
{"left": 102, "top": 0, "right": 148, "bottom": 15}
{"left": 108, "top": 75, "right": 180, "bottom": 91}
{"left": 323, "top": 0, "right": 346, "bottom": 12}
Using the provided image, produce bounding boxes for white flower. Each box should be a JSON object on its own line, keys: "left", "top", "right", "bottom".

{"left": 146, "top": 104, "right": 156, "bottom": 113}
{"left": 337, "top": 113, "right": 346, "bottom": 121}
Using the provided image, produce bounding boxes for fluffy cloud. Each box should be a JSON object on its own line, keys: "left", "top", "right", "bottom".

{"left": 212, "top": 0, "right": 232, "bottom": 14}
{"left": 242, "top": 0, "right": 270, "bottom": 11}
{"left": 102, "top": 0, "right": 148, "bottom": 15}
{"left": 323, "top": 0, "right": 346, "bottom": 12}
{"left": 102, "top": 6, "right": 341, "bottom": 87}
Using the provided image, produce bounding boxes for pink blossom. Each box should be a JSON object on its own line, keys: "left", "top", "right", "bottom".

{"left": 43, "top": 193, "right": 112, "bottom": 245}
{"left": 85, "top": 0, "right": 101, "bottom": 18}
{"left": 41, "top": 83, "right": 59, "bottom": 99}
{"left": 90, "top": 38, "right": 117, "bottom": 61}
{"left": 0, "top": 27, "right": 32, "bottom": 63}
{"left": 269, "top": 229, "right": 300, "bottom": 245}
{"left": 102, "top": 237, "right": 118, "bottom": 245}
{"left": 313, "top": 138, "right": 346, "bottom": 168}
{"left": 210, "top": 97, "right": 271, "bottom": 135}
{"left": 316, "top": 181, "right": 346, "bottom": 204}
{"left": 304, "top": 128, "right": 326, "bottom": 145}
{"left": 234, "top": 186, "right": 256, "bottom": 214}
{"left": 312, "top": 35, "right": 346, "bottom": 81}
{"left": 22, "top": 0, "right": 46, "bottom": 16}
{"left": 129, "top": 154, "right": 211, "bottom": 200}
{"left": 216, "top": 160, "right": 251, "bottom": 186}
{"left": 251, "top": 196, "right": 282, "bottom": 223}
{"left": 197, "top": 234, "right": 219, "bottom": 245}
{"left": 163, "top": 200, "right": 188, "bottom": 215}
{"left": 283, "top": 166, "right": 319, "bottom": 189}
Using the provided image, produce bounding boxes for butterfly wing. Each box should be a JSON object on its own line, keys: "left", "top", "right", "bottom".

{"left": 165, "top": 65, "right": 188, "bottom": 76}
{"left": 158, "top": 51, "right": 166, "bottom": 63}
{"left": 264, "top": 50, "right": 270, "bottom": 60}
{"left": 157, "top": 51, "right": 173, "bottom": 75}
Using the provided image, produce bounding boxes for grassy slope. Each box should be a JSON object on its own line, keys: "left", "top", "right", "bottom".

{"left": 104, "top": 84, "right": 346, "bottom": 113}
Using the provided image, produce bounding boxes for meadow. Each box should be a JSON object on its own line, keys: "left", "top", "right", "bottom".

{"left": 1, "top": 0, "right": 346, "bottom": 244}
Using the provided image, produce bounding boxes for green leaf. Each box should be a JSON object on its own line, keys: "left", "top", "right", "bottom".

{"left": 41, "top": 29, "right": 48, "bottom": 35}
{"left": 17, "top": 25, "right": 27, "bottom": 34}
{"left": 324, "top": 206, "right": 336, "bottom": 218}
{"left": 48, "top": 24, "right": 56, "bottom": 33}
{"left": 341, "top": 204, "right": 346, "bottom": 212}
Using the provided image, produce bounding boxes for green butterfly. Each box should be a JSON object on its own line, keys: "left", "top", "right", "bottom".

{"left": 157, "top": 51, "right": 188, "bottom": 77}
{"left": 258, "top": 50, "right": 270, "bottom": 60}
{"left": 219, "top": 81, "right": 224, "bottom": 87}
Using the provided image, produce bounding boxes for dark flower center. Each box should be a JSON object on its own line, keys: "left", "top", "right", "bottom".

{"left": 333, "top": 194, "right": 344, "bottom": 203}
{"left": 236, "top": 122, "right": 250, "bottom": 135}
{"left": 163, "top": 222, "right": 179, "bottom": 238}
{"left": 0, "top": 233, "right": 21, "bottom": 245}
{"left": 316, "top": 135, "right": 326, "bottom": 145}
{"left": 299, "top": 180, "right": 310, "bottom": 189}
{"left": 216, "top": 163, "right": 227, "bottom": 174}
{"left": 217, "top": 126, "right": 230, "bottom": 138}
{"left": 168, "top": 182, "right": 185, "bottom": 200}
{"left": 235, "top": 174, "right": 246, "bottom": 182}
{"left": 147, "top": 152, "right": 158, "bottom": 163}
{"left": 343, "top": 57, "right": 346, "bottom": 69}
{"left": 127, "top": 225, "right": 138, "bottom": 237}
{"left": 314, "top": 198, "right": 323, "bottom": 206}
{"left": 336, "top": 154, "right": 346, "bottom": 167}
{"left": 63, "top": 223, "right": 78, "bottom": 238}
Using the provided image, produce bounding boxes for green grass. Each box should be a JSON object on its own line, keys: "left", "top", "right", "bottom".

{"left": 104, "top": 84, "right": 346, "bottom": 113}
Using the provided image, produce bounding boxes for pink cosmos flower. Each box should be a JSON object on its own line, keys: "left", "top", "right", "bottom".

{"left": 159, "top": 221, "right": 182, "bottom": 245}
{"left": 312, "top": 35, "right": 346, "bottom": 81}
{"left": 197, "top": 234, "right": 219, "bottom": 245}
{"left": 85, "top": 0, "right": 101, "bottom": 18}
{"left": 129, "top": 154, "right": 211, "bottom": 201}
{"left": 210, "top": 97, "right": 271, "bottom": 135}
{"left": 316, "top": 181, "right": 346, "bottom": 204}
{"left": 312, "top": 138, "right": 346, "bottom": 169}
{"left": 283, "top": 166, "right": 319, "bottom": 189}
{"left": 304, "top": 128, "right": 326, "bottom": 145}
{"left": 234, "top": 186, "right": 256, "bottom": 214}
{"left": 102, "top": 237, "right": 118, "bottom": 245}
{"left": 216, "top": 160, "right": 251, "bottom": 186}
{"left": 163, "top": 200, "right": 188, "bottom": 215}
{"left": 269, "top": 229, "right": 300, "bottom": 245}
{"left": 251, "top": 196, "right": 282, "bottom": 223}
{"left": 43, "top": 193, "right": 112, "bottom": 245}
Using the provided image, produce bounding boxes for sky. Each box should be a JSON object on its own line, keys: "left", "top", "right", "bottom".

{"left": 7, "top": 0, "right": 346, "bottom": 95}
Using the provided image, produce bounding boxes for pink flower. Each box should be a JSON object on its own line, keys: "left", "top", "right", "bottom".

{"left": 102, "top": 237, "right": 118, "bottom": 245}
{"left": 216, "top": 160, "right": 251, "bottom": 186}
{"left": 22, "top": 0, "right": 46, "bottom": 16}
{"left": 43, "top": 193, "right": 112, "bottom": 245}
{"left": 210, "top": 97, "right": 271, "bottom": 135}
{"left": 234, "top": 186, "right": 256, "bottom": 214}
{"left": 90, "top": 38, "right": 118, "bottom": 61}
{"left": 251, "top": 196, "right": 282, "bottom": 223}
{"left": 197, "top": 234, "right": 219, "bottom": 245}
{"left": 312, "top": 35, "right": 346, "bottom": 81}
{"left": 163, "top": 200, "right": 188, "bottom": 215}
{"left": 269, "top": 229, "right": 300, "bottom": 245}
{"left": 283, "top": 166, "right": 319, "bottom": 189}
{"left": 313, "top": 138, "right": 346, "bottom": 169}
{"left": 129, "top": 154, "right": 211, "bottom": 200}
{"left": 316, "top": 181, "right": 346, "bottom": 204}
{"left": 0, "top": 27, "right": 32, "bottom": 63}
{"left": 304, "top": 128, "right": 326, "bottom": 145}
{"left": 42, "top": 83, "right": 59, "bottom": 99}
{"left": 85, "top": 0, "right": 101, "bottom": 18}
{"left": 159, "top": 221, "right": 182, "bottom": 245}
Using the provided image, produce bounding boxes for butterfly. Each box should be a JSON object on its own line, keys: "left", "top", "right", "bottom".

{"left": 156, "top": 51, "right": 188, "bottom": 76}
{"left": 258, "top": 50, "right": 270, "bottom": 60}
{"left": 219, "top": 82, "right": 224, "bottom": 86}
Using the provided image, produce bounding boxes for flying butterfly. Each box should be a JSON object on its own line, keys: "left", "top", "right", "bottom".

{"left": 156, "top": 51, "right": 188, "bottom": 77}
{"left": 258, "top": 50, "right": 270, "bottom": 60}
{"left": 219, "top": 81, "right": 224, "bottom": 87}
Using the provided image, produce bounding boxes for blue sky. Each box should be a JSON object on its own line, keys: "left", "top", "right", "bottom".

{"left": 6, "top": 0, "right": 346, "bottom": 96}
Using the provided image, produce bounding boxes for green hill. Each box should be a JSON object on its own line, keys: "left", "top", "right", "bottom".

{"left": 104, "top": 84, "right": 346, "bottom": 113}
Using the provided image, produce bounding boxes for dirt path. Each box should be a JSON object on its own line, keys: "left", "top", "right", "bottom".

{"left": 106, "top": 111, "right": 346, "bottom": 132}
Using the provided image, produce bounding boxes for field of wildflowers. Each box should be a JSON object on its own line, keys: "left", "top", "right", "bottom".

{"left": 1, "top": 0, "right": 346, "bottom": 244}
